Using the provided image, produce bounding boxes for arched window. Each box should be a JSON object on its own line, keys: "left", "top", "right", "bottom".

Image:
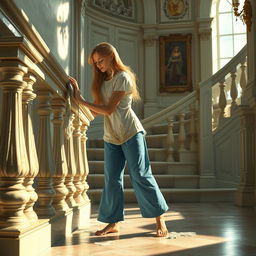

{"left": 211, "top": 0, "right": 247, "bottom": 73}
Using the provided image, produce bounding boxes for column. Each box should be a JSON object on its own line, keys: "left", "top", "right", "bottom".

{"left": 197, "top": 18, "right": 213, "bottom": 81}
{"left": 143, "top": 30, "right": 158, "bottom": 117}
{"left": 35, "top": 89, "right": 56, "bottom": 217}
{"left": 22, "top": 73, "right": 39, "bottom": 222}
{"left": 51, "top": 97, "right": 69, "bottom": 212}
{"left": 0, "top": 61, "right": 30, "bottom": 228}
{"left": 236, "top": 0, "right": 256, "bottom": 207}
{"left": 235, "top": 106, "right": 255, "bottom": 206}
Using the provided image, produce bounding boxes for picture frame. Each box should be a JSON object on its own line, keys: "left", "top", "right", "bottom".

{"left": 159, "top": 34, "right": 192, "bottom": 93}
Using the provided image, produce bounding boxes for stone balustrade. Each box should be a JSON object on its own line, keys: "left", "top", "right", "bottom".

{"left": 0, "top": 29, "right": 93, "bottom": 256}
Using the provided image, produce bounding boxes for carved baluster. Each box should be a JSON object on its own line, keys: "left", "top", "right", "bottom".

{"left": 178, "top": 113, "right": 186, "bottom": 151}
{"left": 22, "top": 74, "right": 39, "bottom": 222}
{"left": 230, "top": 71, "right": 238, "bottom": 112}
{"left": 189, "top": 105, "right": 197, "bottom": 151}
{"left": 81, "top": 123, "right": 90, "bottom": 202}
{"left": 0, "top": 61, "right": 30, "bottom": 228}
{"left": 218, "top": 80, "right": 227, "bottom": 121}
{"left": 240, "top": 61, "right": 247, "bottom": 94}
{"left": 73, "top": 115, "right": 85, "bottom": 204}
{"left": 35, "top": 89, "right": 56, "bottom": 217}
{"left": 51, "top": 97, "right": 69, "bottom": 212}
{"left": 166, "top": 118, "right": 174, "bottom": 162}
{"left": 64, "top": 113, "right": 77, "bottom": 207}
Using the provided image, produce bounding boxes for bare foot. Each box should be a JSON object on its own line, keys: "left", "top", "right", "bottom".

{"left": 155, "top": 215, "right": 168, "bottom": 237}
{"left": 95, "top": 222, "right": 119, "bottom": 236}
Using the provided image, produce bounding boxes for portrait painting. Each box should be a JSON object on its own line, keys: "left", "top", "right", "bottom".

{"left": 159, "top": 34, "right": 192, "bottom": 93}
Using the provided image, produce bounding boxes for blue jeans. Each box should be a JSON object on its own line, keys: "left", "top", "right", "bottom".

{"left": 97, "top": 132, "right": 169, "bottom": 223}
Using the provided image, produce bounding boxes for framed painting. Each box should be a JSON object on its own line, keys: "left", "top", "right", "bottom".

{"left": 159, "top": 34, "right": 192, "bottom": 93}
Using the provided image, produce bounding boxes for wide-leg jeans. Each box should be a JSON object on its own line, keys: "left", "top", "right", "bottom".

{"left": 97, "top": 132, "right": 169, "bottom": 223}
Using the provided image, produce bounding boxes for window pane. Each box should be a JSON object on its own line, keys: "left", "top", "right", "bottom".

{"left": 219, "top": 0, "right": 232, "bottom": 13}
{"left": 220, "top": 58, "right": 231, "bottom": 68}
{"left": 219, "top": 13, "right": 233, "bottom": 35}
{"left": 234, "top": 34, "right": 246, "bottom": 54}
{"left": 220, "top": 36, "right": 233, "bottom": 58}
{"left": 233, "top": 16, "right": 247, "bottom": 34}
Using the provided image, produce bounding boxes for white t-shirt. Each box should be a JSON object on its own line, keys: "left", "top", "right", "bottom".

{"left": 101, "top": 71, "right": 145, "bottom": 145}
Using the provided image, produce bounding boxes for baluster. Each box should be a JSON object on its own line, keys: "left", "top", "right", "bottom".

{"left": 81, "top": 123, "right": 90, "bottom": 202}
{"left": 51, "top": 97, "right": 69, "bottom": 212}
{"left": 178, "top": 113, "right": 186, "bottom": 151}
{"left": 0, "top": 61, "right": 30, "bottom": 228}
{"left": 189, "top": 105, "right": 197, "bottom": 151}
{"left": 64, "top": 113, "right": 77, "bottom": 207}
{"left": 35, "top": 89, "right": 56, "bottom": 217}
{"left": 73, "top": 115, "right": 85, "bottom": 204}
{"left": 240, "top": 61, "right": 247, "bottom": 94}
{"left": 166, "top": 118, "right": 174, "bottom": 162}
{"left": 230, "top": 71, "right": 238, "bottom": 113}
{"left": 218, "top": 80, "right": 227, "bottom": 121}
{"left": 22, "top": 73, "right": 39, "bottom": 222}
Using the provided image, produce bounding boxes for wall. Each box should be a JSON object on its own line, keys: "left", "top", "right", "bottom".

{"left": 82, "top": 0, "right": 213, "bottom": 138}
{"left": 9, "top": 0, "right": 214, "bottom": 139}
{"left": 83, "top": 2, "right": 144, "bottom": 138}
{"left": 13, "top": 0, "right": 73, "bottom": 74}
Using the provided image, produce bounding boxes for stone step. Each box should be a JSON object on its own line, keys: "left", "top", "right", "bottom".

{"left": 149, "top": 123, "right": 168, "bottom": 135}
{"left": 87, "top": 148, "right": 197, "bottom": 162}
{"left": 88, "top": 174, "right": 200, "bottom": 189}
{"left": 88, "top": 133, "right": 190, "bottom": 149}
{"left": 87, "top": 188, "right": 236, "bottom": 204}
{"left": 88, "top": 161, "right": 198, "bottom": 175}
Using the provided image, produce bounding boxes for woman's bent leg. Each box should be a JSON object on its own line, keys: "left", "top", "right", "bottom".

{"left": 97, "top": 142, "right": 126, "bottom": 223}
{"left": 121, "top": 132, "right": 169, "bottom": 218}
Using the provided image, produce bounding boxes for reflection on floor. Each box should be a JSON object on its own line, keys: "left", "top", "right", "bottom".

{"left": 43, "top": 203, "right": 256, "bottom": 256}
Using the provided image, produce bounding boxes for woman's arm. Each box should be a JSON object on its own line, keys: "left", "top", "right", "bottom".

{"left": 68, "top": 76, "right": 125, "bottom": 116}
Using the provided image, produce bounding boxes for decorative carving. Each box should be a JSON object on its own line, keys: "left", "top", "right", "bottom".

{"left": 144, "top": 36, "right": 157, "bottom": 47}
{"left": 164, "top": 0, "right": 188, "bottom": 20}
{"left": 85, "top": 0, "right": 134, "bottom": 20}
{"left": 199, "top": 28, "right": 211, "bottom": 40}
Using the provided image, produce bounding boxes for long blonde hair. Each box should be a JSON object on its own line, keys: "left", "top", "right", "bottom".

{"left": 88, "top": 42, "right": 140, "bottom": 104}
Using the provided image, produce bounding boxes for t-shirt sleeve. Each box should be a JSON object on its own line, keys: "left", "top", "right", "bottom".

{"left": 113, "top": 73, "right": 132, "bottom": 92}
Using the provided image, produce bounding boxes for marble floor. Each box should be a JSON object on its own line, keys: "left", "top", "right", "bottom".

{"left": 43, "top": 203, "right": 256, "bottom": 256}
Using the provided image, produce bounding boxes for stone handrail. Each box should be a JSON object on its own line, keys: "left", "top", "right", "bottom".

{"left": 141, "top": 91, "right": 197, "bottom": 129}
{"left": 200, "top": 45, "right": 247, "bottom": 130}
{"left": 200, "top": 45, "right": 247, "bottom": 90}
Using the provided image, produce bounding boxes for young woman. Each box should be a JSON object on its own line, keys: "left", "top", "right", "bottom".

{"left": 69, "top": 42, "right": 169, "bottom": 237}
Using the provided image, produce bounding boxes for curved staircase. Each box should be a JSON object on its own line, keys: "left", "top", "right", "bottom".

{"left": 86, "top": 46, "right": 247, "bottom": 204}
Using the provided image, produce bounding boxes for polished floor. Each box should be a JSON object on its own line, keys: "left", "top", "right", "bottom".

{"left": 43, "top": 203, "right": 256, "bottom": 256}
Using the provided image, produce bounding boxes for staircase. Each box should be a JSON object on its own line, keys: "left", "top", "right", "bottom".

{"left": 86, "top": 46, "right": 248, "bottom": 204}
{"left": 87, "top": 114, "right": 235, "bottom": 204}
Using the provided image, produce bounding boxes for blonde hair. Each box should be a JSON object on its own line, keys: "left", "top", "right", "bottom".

{"left": 88, "top": 42, "right": 140, "bottom": 104}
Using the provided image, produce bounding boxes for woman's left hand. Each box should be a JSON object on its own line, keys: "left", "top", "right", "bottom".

{"left": 68, "top": 76, "right": 80, "bottom": 92}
